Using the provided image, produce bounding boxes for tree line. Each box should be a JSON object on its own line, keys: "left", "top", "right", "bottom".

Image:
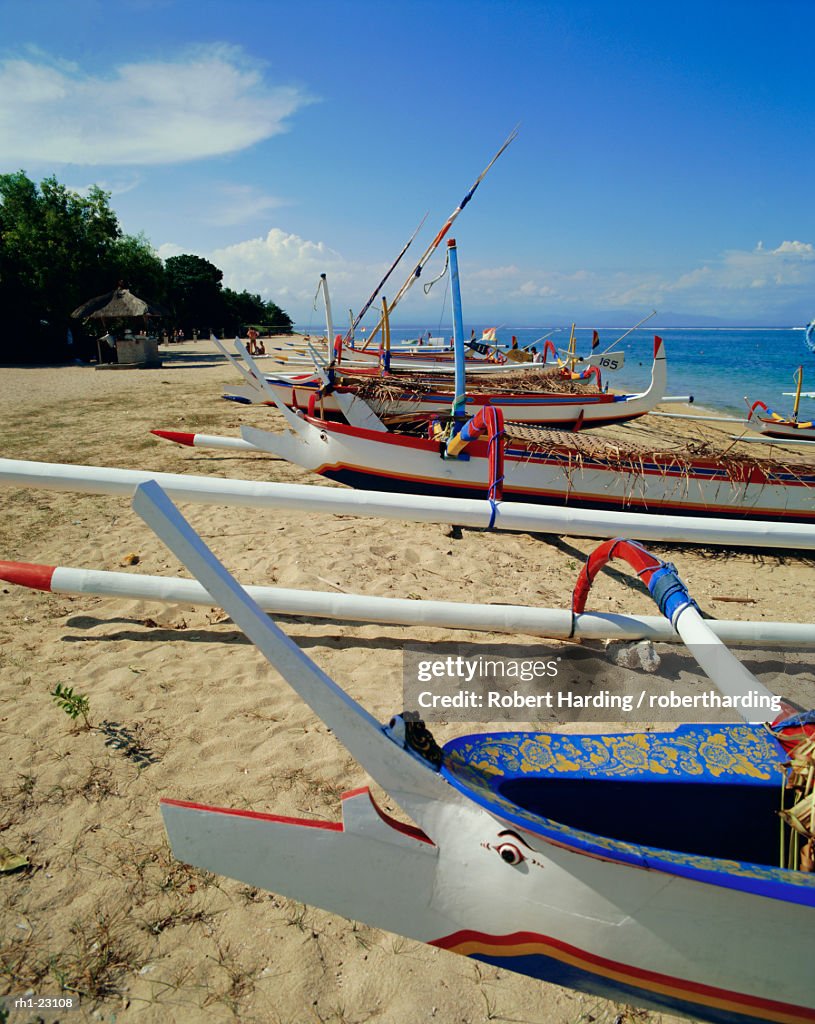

{"left": 0, "top": 171, "right": 292, "bottom": 360}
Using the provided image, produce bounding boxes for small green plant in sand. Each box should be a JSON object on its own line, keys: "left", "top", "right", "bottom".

{"left": 50, "top": 683, "right": 92, "bottom": 729}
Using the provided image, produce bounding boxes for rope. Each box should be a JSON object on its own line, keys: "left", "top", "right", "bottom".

{"left": 423, "top": 247, "right": 450, "bottom": 295}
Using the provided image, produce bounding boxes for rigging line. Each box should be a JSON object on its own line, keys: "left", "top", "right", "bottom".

{"left": 344, "top": 211, "right": 429, "bottom": 344}
{"left": 602, "top": 307, "right": 659, "bottom": 356}
{"left": 312, "top": 277, "right": 324, "bottom": 312}
{"left": 423, "top": 247, "right": 450, "bottom": 295}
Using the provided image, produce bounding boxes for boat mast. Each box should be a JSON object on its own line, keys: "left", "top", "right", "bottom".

{"left": 448, "top": 239, "right": 467, "bottom": 422}
{"left": 344, "top": 212, "right": 428, "bottom": 345}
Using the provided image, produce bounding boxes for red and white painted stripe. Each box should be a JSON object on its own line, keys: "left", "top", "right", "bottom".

{"left": 1, "top": 559, "right": 812, "bottom": 648}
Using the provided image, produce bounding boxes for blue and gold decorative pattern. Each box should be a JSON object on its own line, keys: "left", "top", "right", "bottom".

{"left": 443, "top": 724, "right": 783, "bottom": 785}
{"left": 441, "top": 725, "right": 815, "bottom": 906}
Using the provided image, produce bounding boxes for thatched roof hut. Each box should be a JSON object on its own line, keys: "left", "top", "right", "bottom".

{"left": 71, "top": 287, "right": 166, "bottom": 320}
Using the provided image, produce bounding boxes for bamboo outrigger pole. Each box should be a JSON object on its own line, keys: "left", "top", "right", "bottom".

{"left": 794, "top": 366, "right": 804, "bottom": 422}
{"left": 3, "top": 559, "right": 812, "bottom": 647}
{"left": 360, "top": 126, "right": 519, "bottom": 351}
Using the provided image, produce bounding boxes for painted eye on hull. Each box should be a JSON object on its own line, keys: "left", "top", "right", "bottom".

{"left": 496, "top": 842, "right": 524, "bottom": 865}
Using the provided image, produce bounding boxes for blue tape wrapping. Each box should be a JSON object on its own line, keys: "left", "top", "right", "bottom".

{"left": 485, "top": 498, "right": 499, "bottom": 531}
{"left": 647, "top": 564, "right": 695, "bottom": 622}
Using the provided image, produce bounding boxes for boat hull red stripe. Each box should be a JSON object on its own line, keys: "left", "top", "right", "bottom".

{"left": 160, "top": 797, "right": 343, "bottom": 831}
{"left": 433, "top": 930, "right": 813, "bottom": 1024}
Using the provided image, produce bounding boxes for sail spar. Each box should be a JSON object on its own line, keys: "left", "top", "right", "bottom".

{"left": 360, "top": 126, "right": 519, "bottom": 349}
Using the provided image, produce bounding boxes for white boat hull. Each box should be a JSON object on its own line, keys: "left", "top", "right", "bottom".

{"left": 245, "top": 415, "right": 815, "bottom": 524}
{"left": 225, "top": 338, "right": 667, "bottom": 428}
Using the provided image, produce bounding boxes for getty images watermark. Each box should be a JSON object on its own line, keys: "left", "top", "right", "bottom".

{"left": 402, "top": 643, "right": 790, "bottom": 723}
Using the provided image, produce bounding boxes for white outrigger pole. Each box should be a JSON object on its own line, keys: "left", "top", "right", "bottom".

{"left": 2, "top": 558, "right": 812, "bottom": 647}
{"left": 3, "top": 457, "right": 815, "bottom": 551}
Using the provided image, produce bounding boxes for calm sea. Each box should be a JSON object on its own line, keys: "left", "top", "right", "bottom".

{"left": 330, "top": 325, "right": 813, "bottom": 416}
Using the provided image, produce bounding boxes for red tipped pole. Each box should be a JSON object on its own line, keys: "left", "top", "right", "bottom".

{"left": 0, "top": 560, "right": 56, "bottom": 591}
{"left": 152, "top": 429, "right": 197, "bottom": 447}
{"left": 151, "top": 430, "right": 258, "bottom": 452}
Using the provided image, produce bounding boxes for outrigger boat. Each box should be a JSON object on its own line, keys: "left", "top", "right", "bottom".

{"left": 4, "top": 469, "right": 814, "bottom": 1019}
{"left": 61, "top": 480, "right": 810, "bottom": 1024}
{"left": 745, "top": 367, "right": 815, "bottom": 444}
{"left": 220, "top": 355, "right": 636, "bottom": 423}
{"left": 214, "top": 410, "right": 815, "bottom": 525}
{"left": 223, "top": 246, "right": 667, "bottom": 430}
{"left": 164, "top": 242, "right": 815, "bottom": 527}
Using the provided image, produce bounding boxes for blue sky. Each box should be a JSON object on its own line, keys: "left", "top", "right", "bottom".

{"left": 1, "top": 0, "right": 814, "bottom": 326}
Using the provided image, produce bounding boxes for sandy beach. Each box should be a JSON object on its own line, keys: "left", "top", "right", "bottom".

{"left": 1, "top": 337, "right": 813, "bottom": 1024}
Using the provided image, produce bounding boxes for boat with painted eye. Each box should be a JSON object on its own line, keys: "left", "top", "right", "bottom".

{"left": 176, "top": 241, "right": 814, "bottom": 528}
{"left": 231, "top": 405, "right": 815, "bottom": 525}
{"left": 2, "top": 459, "right": 813, "bottom": 1023}
{"left": 128, "top": 485, "right": 812, "bottom": 1024}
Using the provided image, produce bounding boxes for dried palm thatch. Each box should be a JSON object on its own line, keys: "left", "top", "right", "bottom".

{"left": 72, "top": 288, "right": 166, "bottom": 320}
{"left": 337, "top": 367, "right": 595, "bottom": 403}
{"left": 779, "top": 733, "right": 815, "bottom": 871}
{"left": 504, "top": 423, "right": 815, "bottom": 487}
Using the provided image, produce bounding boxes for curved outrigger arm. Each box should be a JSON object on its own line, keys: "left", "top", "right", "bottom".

{"left": 132, "top": 481, "right": 456, "bottom": 821}
{"left": 572, "top": 538, "right": 782, "bottom": 724}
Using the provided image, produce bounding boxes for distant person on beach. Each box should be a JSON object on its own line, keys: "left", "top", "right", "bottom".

{"left": 101, "top": 332, "right": 116, "bottom": 363}
{"left": 532, "top": 346, "right": 543, "bottom": 363}
{"left": 247, "top": 327, "right": 259, "bottom": 355}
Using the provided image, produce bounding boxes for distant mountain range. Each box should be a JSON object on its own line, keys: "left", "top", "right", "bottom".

{"left": 382, "top": 309, "right": 804, "bottom": 330}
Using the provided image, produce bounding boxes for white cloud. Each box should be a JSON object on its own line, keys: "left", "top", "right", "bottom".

{"left": 458, "top": 239, "right": 815, "bottom": 317}
{"left": 771, "top": 240, "right": 814, "bottom": 257}
{"left": 0, "top": 46, "right": 314, "bottom": 166}
{"left": 71, "top": 176, "right": 143, "bottom": 198}
{"left": 210, "top": 228, "right": 350, "bottom": 303}
{"left": 157, "top": 242, "right": 185, "bottom": 260}
{"left": 152, "top": 226, "right": 815, "bottom": 323}
{"left": 166, "top": 226, "right": 444, "bottom": 320}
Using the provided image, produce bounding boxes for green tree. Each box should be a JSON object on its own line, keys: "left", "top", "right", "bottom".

{"left": 0, "top": 172, "right": 122, "bottom": 357}
{"left": 164, "top": 253, "right": 225, "bottom": 333}
{"left": 110, "top": 232, "right": 165, "bottom": 301}
{"left": 219, "top": 288, "right": 293, "bottom": 333}
{"left": 0, "top": 171, "right": 293, "bottom": 357}
{"left": 262, "top": 299, "right": 293, "bottom": 330}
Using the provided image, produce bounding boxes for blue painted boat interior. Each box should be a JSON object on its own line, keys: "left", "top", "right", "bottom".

{"left": 442, "top": 724, "right": 787, "bottom": 867}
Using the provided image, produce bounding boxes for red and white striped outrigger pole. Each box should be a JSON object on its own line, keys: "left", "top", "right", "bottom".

{"left": 2, "top": 557, "right": 812, "bottom": 647}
